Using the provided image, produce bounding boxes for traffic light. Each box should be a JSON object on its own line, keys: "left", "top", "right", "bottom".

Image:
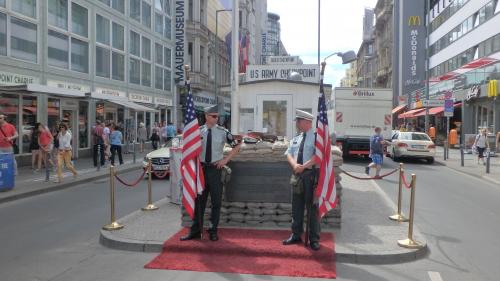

{"left": 488, "top": 79, "right": 498, "bottom": 97}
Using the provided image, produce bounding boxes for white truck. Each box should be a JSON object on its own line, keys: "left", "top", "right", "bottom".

{"left": 328, "top": 87, "right": 393, "bottom": 157}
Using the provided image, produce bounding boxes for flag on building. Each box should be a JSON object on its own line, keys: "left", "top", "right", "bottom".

{"left": 314, "top": 78, "right": 337, "bottom": 218}
{"left": 181, "top": 78, "right": 205, "bottom": 219}
{"left": 239, "top": 31, "right": 250, "bottom": 73}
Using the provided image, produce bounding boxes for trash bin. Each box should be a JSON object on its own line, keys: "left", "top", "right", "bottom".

{"left": 0, "top": 153, "right": 15, "bottom": 191}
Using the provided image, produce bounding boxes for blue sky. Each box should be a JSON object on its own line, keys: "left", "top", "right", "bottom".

{"left": 267, "top": 0, "right": 378, "bottom": 86}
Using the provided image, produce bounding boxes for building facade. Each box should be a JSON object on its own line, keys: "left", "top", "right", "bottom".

{"left": 340, "top": 62, "right": 358, "bottom": 87}
{"left": 0, "top": 0, "right": 175, "bottom": 160}
{"left": 356, "top": 8, "right": 376, "bottom": 88}
{"left": 261, "top": 12, "right": 288, "bottom": 64}
{"left": 427, "top": 0, "right": 500, "bottom": 138}
{"left": 374, "top": 0, "right": 393, "bottom": 89}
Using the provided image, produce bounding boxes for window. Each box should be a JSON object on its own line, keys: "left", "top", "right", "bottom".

{"left": 79, "top": 101, "right": 88, "bottom": 148}
{"left": 0, "top": 0, "right": 4, "bottom": 7}
{"left": 22, "top": 95, "right": 37, "bottom": 153}
{"left": 130, "top": 0, "right": 140, "bottom": 22}
{"left": 142, "top": 37, "right": 151, "bottom": 60}
{"left": 112, "top": 0, "right": 125, "bottom": 13}
{"left": 96, "top": 46, "right": 110, "bottom": 77}
{"left": 155, "top": 66, "right": 163, "bottom": 89}
{"left": 96, "top": 14, "right": 110, "bottom": 45}
{"left": 155, "top": 12, "right": 163, "bottom": 34}
{"left": 164, "top": 69, "right": 171, "bottom": 91}
{"left": 12, "top": 0, "right": 36, "bottom": 18}
{"left": 155, "top": 0, "right": 163, "bottom": 12}
{"left": 48, "top": 0, "right": 68, "bottom": 30}
{"left": 112, "top": 22, "right": 124, "bottom": 50}
{"left": 142, "top": 62, "right": 151, "bottom": 86}
{"left": 0, "top": 13, "right": 6, "bottom": 56}
{"left": 155, "top": 43, "right": 162, "bottom": 64}
{"left": 72, "top": 3, "right": 88, "bottom": 37}
{"left": 71, "top": 38, "right": 88, "bottom": 73}
{"left": 165, "top": 0, "right": 171, "bottom": 16}
{"left": 10, "top": 17, "right": 37, "bottom": 62}
{"left": 48, "top": 30, "right": 68, "bottom": 68}
{"left": 99, "top": 0, "right": 110, "bottom": 5}
{"left": 164, "top": 16, "right": 171, "bottom": 39}
{"left": 112, "top": 52, "right": 124, "bottom": 81}
{"left": 130, "top": 31, "right": 140, "bottom": 56}
{"left": 130, "top": 58, "right": 140, "bottom": 84}
{"left": 142, "top": 1, "right": 151, "bottom": 28}
{"left": 164, "top": 47, "right": 171, "bottom": 67}
{"left": 494, "top": 34, "right": 500, "bottom": 53}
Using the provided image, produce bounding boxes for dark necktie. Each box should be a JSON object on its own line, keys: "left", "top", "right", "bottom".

{"left": 297, "top": 132, "right": 306, "bottom": 164}
{"left": 205, "top": 128, "right": 212, "bottom": 163}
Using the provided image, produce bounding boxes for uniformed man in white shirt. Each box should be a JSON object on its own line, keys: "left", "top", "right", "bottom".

{"left": 283, "top": 109, "right": 321, "bottom": 250}
{"left": 181, "top": 105, "right": 241, "bottom": 242}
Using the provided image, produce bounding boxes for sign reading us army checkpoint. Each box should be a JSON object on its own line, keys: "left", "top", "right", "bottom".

{"left": 246, "top": 64, "right": 320, "bottom": 83}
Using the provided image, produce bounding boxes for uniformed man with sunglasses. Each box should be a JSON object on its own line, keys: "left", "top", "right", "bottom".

{"left": 181, "top": 104, "right": 241, "bottom": 242}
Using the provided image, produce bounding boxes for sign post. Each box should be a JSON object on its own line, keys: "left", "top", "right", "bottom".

{"left": 444, "top": 92, "right": 454, "bottom": 160}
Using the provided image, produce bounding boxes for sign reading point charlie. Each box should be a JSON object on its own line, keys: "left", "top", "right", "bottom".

{"left": 246, "top": 64, "right": 319, "bottom": 83}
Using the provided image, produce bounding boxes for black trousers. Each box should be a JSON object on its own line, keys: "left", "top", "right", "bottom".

{"left": 190, "top": 165, "right": 223, "bottom": 234}
{"left": 93, "top": 144, "right": 105, "bottom": 166}
{"left": 291, "top": 170, "right": 321, "bottom": 243}
{"left": 110, "top": 145, "right": 123, "bottom": 165}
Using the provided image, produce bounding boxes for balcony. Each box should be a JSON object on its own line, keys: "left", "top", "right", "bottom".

{"left": 375, "top": 0, "right": 393, "bottom": 23}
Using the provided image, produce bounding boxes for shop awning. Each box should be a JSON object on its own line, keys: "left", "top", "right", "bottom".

{"left": 413, "top": 102, "right": 462, "bottom": 117}
{"left": 109, "top": 100, "right": 158, "bottom": 112}
{"left": 398, "top": 108, "right": 426, "bottom": 119}
{"left": 0, "top": 84, "right": 86, "bottom": 97}
{"left": 392, "top": 104, "right": 407, "bottom": 114}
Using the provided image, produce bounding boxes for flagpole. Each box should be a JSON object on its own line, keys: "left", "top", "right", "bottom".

{"left": 230, "top": 0, "right": 239, "bottom": 134}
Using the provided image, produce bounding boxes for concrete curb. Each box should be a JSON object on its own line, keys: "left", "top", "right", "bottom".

{"left": 434, "top": 159, "right": 500, "bottom": 185}
{"left": 0, "top": 164, "right": 143, "bottom": 204}
{"left": 99, "top": 208, "right": 428, "bottom": 265}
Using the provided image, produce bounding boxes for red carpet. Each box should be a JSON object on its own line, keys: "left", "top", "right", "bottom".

{"left": 145, "top": 228, "right": 336, "bottom": 279}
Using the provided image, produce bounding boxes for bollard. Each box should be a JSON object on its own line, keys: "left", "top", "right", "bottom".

{"left": 133, "top": 140, "right": 136, "bottom": 164}
{"left": 389, "top": 163, "right": 409, "bottom": 222}
{"left": 142, "top": 159, "right": 159, "bottom": 211}
{"left": 443, "top": 141, "right": 447, "bottom": 161}
{"left": 102, "top": 166, "right": 124, "bottom": 231}
{"left": 460, "top": 143, "right": 465, "bottom": 167}
{"left": 397, "top": 174, "right": 425, "bottom": 249}
{"left": 486, "top": 148, "right": 491, "bottom": 174}
{"left": 97, "top": 144, "right": 101, "bottom": 171}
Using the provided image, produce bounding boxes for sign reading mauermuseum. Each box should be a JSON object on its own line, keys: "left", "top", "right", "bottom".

{"left": 174, "top": 0, "right": 186, "bottom": 83}
{"left": 0, "top": 71, "right": 39, "bottom": 85}
{"left": 246, "top": 64, "right": 319, "bottom": 83}
{"left": 129, "top": 93, "right": 153, "bottom": 104}
{"left": 399, "top": 0, "right": 426, "bottom": 96}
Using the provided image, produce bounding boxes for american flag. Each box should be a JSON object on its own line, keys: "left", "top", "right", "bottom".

{"left": 181, "top": 79, "right": 205, "bottom": 219}
{"left": 314, "top": 75, "right": 337, "bottom": 218}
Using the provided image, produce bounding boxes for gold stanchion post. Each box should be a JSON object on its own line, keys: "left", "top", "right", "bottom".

{"left": 103, "top": 166, "right": 124, "bottom": 231}
{"left": 142, "top": 159, "right": 159, "bottom": 211}
{"left": 389, "top": 163, "right": 409, "bottom": 222}
{"left": 397, "top": 174, "right": 425, "bottom": 249}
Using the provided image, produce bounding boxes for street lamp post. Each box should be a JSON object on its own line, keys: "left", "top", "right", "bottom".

{"left": 215, "top": 9, "right": 232, "bottom": 110}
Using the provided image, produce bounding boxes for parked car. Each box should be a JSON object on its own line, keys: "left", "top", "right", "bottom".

{"left": 142, "top": 136, "right": 182, "bottom": 178}
{"left": 387, "top": 131, "right": 436, "bottom": 164}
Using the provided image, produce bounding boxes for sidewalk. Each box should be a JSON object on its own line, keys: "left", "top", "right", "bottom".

{"left": 435, "top": 146, "right": 500, "bottom": 185}
{"left": 0, "top": 149, "right": 149, "bottom": 204}
{"left": 100, "top": 173, "right": 428, "bottom": 264}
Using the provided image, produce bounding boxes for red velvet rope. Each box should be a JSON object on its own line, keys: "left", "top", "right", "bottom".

{"left": 340, "top": 168, "right": 399, "bottom": 180}
{"left": 400, "top": 171, "right": 413, "bottom": 189}
{"left": 114, "top": 167, "right": 148, "bottom": 188}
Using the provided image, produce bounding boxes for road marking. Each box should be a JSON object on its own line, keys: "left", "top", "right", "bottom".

{"left": 428, "top": 271, "right": 443, "bottom": 281}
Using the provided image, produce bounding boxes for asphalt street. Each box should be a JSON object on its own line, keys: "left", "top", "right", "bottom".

{"left": 1, "top": 158, "right": 499, "bottom": 281}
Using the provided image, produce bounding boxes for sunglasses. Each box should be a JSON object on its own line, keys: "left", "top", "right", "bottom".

{"left": 208, "top": 115, "right": 219, "bottom": 119}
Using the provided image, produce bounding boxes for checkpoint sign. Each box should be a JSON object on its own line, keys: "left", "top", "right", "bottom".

{"left": 444, "top": 99, "right": 454, "bottom": 117}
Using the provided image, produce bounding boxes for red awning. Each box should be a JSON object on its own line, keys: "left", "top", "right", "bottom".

{"left": 413, "top": 103, "right": 462, "bottom": 117}
{"left": 398, "top": 108, "right": 426, "bottom": 119}
{"left": 392, "top": 104, "right": 407, "bottom": 114}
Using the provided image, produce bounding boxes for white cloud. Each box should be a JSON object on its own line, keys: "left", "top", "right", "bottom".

{"left": 267, "top": 0, "right": 377, "bottom": 86}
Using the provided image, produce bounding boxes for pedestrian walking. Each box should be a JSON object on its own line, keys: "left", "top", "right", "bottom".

{"left": 150, "top": 122, "right": 160, "bottom": 150}
{"left": 110, "top": 124, "right": 124, "bottom": 166}
{"left": 166, "top": 122, "right": 176, "bottom": 143}
{"left": 30, "top": 123, "right": 42, "bottom": 171}
{"left": 180, "top": 105, "right": 241, "bottom": 242}
{"left": 103, "top": 122, "right": 112, "bottom": 162}
{"left": 92, "top": 120, "right": 105, "bottom": 167}
{"left": 365, "top": 127, "right": 388, "bottom": 178}
{"left": 138, "top": 122, "right": 148, "bottom": 152}
{"left": 0, "top": 114, "right": 19, "bottom": 176}
{"left": 38, "top": 123, "right": 54, "bottom": 169}
{"left": 55, "top": 123, "right": 78, "bottom": 183}
{"left": 160, "top": 121, "right": 168, "bottom": 145}
{"left": 282, "top": 109, "right": 321, "bottom": 251}
{"left": 473, "top": 129, "right": 489, "bottom": 165}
